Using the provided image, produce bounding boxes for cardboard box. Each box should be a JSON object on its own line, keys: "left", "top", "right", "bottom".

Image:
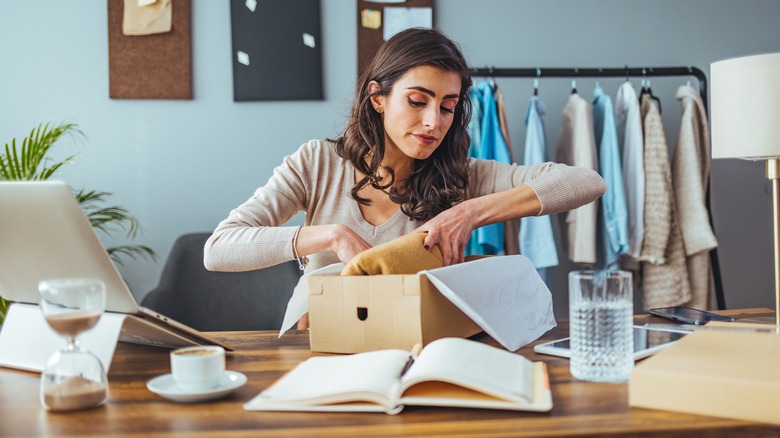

{"left": 307, "top": 274, "right": 482, "bottom": 354}
{"left": 300, "top": 256, "right": 556, "bottom": 354}
{"left": 629, "top": 321, "right": 780, "bottom": 426}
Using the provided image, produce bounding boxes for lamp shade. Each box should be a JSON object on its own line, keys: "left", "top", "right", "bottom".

{"left": 711, "top": 52, "right": 780, "bottom": 160}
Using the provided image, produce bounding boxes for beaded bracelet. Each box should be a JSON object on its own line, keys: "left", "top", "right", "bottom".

{"left": 291, "top": 226, "right": 308, "bottom": 271}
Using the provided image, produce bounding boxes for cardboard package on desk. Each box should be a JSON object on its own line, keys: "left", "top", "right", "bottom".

{"left": 306, "top": 255, "right": 556, "bottom": 354}
{"left": 629, "top": 321, "right": 780, "bottom": 426}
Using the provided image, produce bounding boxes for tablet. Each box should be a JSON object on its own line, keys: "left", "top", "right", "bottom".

{"left": 533, "top": 326, "right": 689, "bottom": 361}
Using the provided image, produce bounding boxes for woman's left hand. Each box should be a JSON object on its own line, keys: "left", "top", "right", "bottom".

{"left": 414, "top": 202, "right": 476, "bottom": 266}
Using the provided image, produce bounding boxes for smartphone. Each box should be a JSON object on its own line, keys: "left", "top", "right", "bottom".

{"left": 648, "top": 306, "right": 735, "bottom": 325}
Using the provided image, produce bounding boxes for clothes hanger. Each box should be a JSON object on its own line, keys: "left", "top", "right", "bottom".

{"left": 533, "top": 68, "right": 540, "bottom": 96}
{"left": 570, "top": 68, "right": 578, "bottom": 94}
{"left": 640, "top": 69, "right": 648, "bottom": 94}
{"left": 686, "top": 65, "right": 692, "bottom": 87}
{"left": 637, "top": 68, "right": 662, "bottom": 113}
{"left": 640, "top": 68, "right": 662, "bottom": 114}
{"left": 646, "top": 68, "right": 662, "bottom": 113}
{"left": 488, "top": 66, "right": 497, "bottom": 92}
{"left": 595, "top": 68, "right": 603, "bottom": 91}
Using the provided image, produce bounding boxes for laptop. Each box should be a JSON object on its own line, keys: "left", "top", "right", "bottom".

{"left": 0, "top": 181, "right": 232, "bottom": 351}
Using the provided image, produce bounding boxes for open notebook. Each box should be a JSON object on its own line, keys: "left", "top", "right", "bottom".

{"left": 245, "top": 337, "right": 552, "bottom": 414}
{"left": 0, "top": 181, "right": 231, "bottom": 351}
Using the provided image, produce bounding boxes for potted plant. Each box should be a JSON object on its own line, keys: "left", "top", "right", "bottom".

{"left": 0, "top": 122, "right": 156, "bottom": 324}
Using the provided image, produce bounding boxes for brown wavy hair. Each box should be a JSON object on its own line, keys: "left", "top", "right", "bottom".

{"left": 333, "top": 28, "right": 473, "bottom": 222}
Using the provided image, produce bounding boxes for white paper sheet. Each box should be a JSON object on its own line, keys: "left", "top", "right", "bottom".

{"left": 0, "top": 303, "right": 124, "bottom": 372}
{"left": 423, "top": 255, "right": 556, "bottom": 351}
{"left": 278, "top": 263, "right": 345, "bottom": 337}
{"left": 383, "top": 7, "right": 432, "bottom": 41}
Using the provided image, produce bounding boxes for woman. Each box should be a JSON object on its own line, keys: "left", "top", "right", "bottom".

{"left": 204, "top": 28, "right": 605, "bottom": 280}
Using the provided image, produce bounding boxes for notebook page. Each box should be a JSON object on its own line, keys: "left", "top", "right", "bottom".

{"left": 251, "top": 349, "right": 409, "bottom": 405}
{"left": 400, "top": 337, "right": 533, "bottom": 402}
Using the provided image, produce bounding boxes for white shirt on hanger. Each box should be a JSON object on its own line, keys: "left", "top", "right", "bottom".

{"left": 556, "top": 93, "right": 599, "bottom": 265}
{"left": 614, "top": 82, "right": 645, "bottom": 264}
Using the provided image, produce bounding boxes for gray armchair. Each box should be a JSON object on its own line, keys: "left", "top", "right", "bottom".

{"left": 141, "top": 233, "right": 301, "bottom": 331}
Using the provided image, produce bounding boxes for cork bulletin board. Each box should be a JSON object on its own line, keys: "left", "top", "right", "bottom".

{"left": 357, "top": 0, "right": 434, "bottom": 78}
{"left": 107, "top": 0, "right": 192, "bottom": 99}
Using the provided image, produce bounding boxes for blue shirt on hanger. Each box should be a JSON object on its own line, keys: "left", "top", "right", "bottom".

{"left": 467, "top": 87, "right": 483, "bottom": 157}
{"left": 520, "top": 96, "right": 559, "bottom": 277}
{"left": 465, "top": 81, "right": 509, "bottom": 256}
{"left": 592, "top": 85, "right": 629, "bottom": 268}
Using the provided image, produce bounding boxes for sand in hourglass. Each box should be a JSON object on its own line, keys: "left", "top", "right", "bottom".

{"left": 42, "top": 310, "right": 108, "bottom": 410}
{"left": 45, "top": 310, "right": 102, "bottom": 338}
{"left": 43, "top": 376, "right": 107, "bottom": 411}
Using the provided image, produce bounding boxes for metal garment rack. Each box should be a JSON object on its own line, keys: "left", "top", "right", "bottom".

{"left": 469, "top": 65, "right": 725, "bottom": 310}
{"left": 470, "top": 66, "right": 708, "bottom": 110}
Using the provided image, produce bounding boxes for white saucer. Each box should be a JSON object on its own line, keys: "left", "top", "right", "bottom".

{"left": 147, "top": 371, "right": 247, "bottom": 403}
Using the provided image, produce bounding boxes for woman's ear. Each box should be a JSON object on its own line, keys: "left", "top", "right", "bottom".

{"left": 367, "top": 81, "right": 384, "bottom": 113}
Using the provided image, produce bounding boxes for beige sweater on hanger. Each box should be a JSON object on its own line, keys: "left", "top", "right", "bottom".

{"left": 672, "top": 85, "right": 719, "bottom": 309}
{"left": 640, "top": 95, "right": 691, "bottom": 309}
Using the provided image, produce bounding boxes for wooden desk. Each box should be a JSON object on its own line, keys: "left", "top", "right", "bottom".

{"left": 1, "top": 308, "right": 779, "bottom": 437}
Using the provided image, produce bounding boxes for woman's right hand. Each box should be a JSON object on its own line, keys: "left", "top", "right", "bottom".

{"left": 296, "top": 224, "right": 372, "bottom": 265}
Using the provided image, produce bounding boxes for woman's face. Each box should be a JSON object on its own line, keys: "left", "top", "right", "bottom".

{"left": 370, "top": 65, "right": 461, "bottom": 162}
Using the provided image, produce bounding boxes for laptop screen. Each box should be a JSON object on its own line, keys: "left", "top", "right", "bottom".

{"left": 0, "top": 181, "right": 140, "bottom": 313}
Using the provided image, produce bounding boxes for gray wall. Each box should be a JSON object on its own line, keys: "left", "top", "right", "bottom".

{"left": 1, "top": 1, "right": 778, "bottom": 318}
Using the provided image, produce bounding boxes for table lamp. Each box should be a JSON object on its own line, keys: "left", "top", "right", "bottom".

{"left": 711, "top": 52, "right": 780, "bottom": 325}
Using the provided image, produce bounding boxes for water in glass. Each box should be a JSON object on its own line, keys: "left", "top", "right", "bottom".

{"left": 569, "top": 270, "right": 633, "bottom": 382}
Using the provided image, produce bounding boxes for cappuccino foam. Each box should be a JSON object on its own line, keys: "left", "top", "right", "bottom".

{"left": 173, "top": 348, "right": 218, "bottom": 356}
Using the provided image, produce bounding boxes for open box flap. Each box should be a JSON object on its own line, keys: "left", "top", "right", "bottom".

{"left": 422, "top": 255, "right": 555, "bottom": 351}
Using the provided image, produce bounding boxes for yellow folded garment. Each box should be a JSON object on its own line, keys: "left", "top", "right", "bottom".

{"left": 341, "top": 233, "right": 442, "bottom": 276}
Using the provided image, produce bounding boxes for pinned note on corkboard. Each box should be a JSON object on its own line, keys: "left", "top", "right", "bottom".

{"left": 107, "top": 0, "right": 192, "bottom": 99}
{"left": 357, "top": 0, "right": 434, "bottom": 79}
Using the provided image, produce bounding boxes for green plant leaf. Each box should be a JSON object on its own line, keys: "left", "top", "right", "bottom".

{"left": 76, "top": 189, "right": 141, "bottom": 238}
{"left": 107, "top": 245, "right": 157, "bottom": 266}
{"left": 1, "top": 122, "right": 156, "bottom": 266}
{"left": 0, "top": 295, "right": 8, "bottom": 326}
{"left": 7, "top": 140, "right": 21, "bottom": 179}
{"left": 0, "top": 122, "right": 82, "bottom": 181}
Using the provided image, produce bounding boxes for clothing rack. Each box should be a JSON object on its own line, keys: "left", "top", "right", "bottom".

{"left": 469, "top": 65, "right": 725, "bottom": 310}
{"left": 470, "top": 66, "right": 708, "bottom": 110}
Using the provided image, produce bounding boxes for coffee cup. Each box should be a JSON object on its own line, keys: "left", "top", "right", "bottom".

{"left": 170, "top": 346, "right": 225, "bottom": 391}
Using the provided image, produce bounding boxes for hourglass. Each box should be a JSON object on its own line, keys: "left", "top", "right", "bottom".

{"left": 38, "top": 278, "right": 108, "bottom": 411}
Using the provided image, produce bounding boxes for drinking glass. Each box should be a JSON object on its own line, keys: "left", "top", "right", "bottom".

{"left": 39, "top": 278, "right": 108, "bottom": 411}
{"left": 569, "top": 270, "right": 633, "bottom": 382}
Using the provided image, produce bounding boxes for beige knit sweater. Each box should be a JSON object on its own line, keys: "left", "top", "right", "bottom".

{"left": 672, "top": 85, "right": 718, "bottom": 309}
{"left": 640, "top": 96, "right": 691, "bottom": 309}
{"left": 204, "top": 139, "right": 605, "bottom": 274}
